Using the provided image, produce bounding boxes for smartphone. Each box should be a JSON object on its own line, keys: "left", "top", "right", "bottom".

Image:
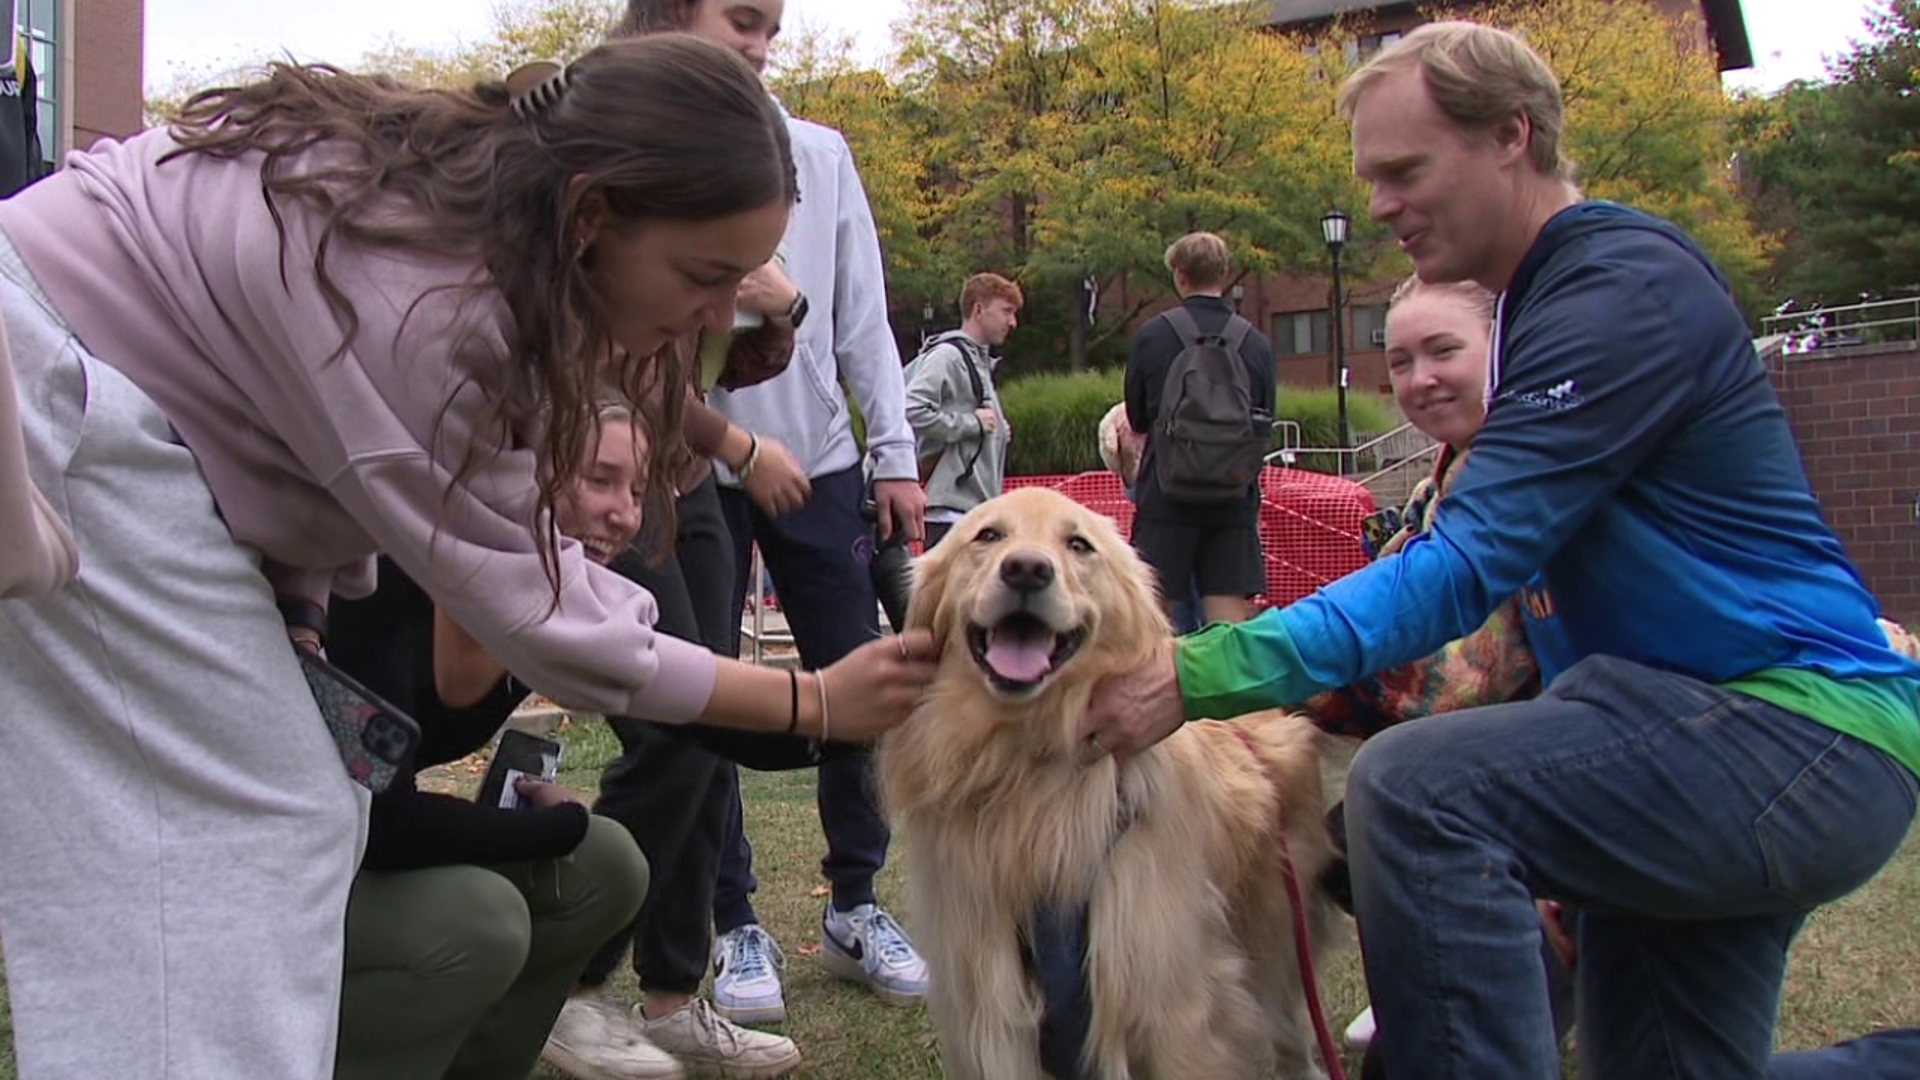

{"left": 477, "top": 729, "right": 564, "bottom": 810}
{"left": 295, "top": 647, "right": 423, "bottom": 793}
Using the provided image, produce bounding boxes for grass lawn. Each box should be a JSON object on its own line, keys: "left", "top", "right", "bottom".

{"left": 0, "top": 715, "right": 1911, "bottom": 1078}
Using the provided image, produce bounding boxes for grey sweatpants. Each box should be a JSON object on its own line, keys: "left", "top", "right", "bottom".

{"left": 0, "top": 233, "right": 368, "bottom": 1079}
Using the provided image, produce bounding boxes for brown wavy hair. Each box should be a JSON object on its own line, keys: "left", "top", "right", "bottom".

{"left": 615, "top": 0, "right": 703, "bottom": 35}
{"left": 164, "top": 34, "right": 797, "bottom": 592}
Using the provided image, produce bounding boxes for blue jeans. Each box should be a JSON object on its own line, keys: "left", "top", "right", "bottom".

{"left": 1346, "top": 655, "right": 1918, "bottom": 1080}
{"left": 1770, "top": 1029, "right": 1920, "bottom": 1079}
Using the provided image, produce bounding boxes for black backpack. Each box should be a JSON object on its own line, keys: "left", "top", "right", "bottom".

{"left": 1151, "top": 307, "right": 1268, "bottom": 504}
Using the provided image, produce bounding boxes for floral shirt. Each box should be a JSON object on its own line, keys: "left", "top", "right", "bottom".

{"left": 1306, "top": 446, "right": 1540, "bottom": 739}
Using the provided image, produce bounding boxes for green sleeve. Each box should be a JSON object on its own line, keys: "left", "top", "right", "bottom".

{"left": 1174, "top": 610, "right": 1315, "bottom": 719}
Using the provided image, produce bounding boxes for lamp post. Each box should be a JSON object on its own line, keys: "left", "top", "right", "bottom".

{"left": 1321, "top": 208, "right": 1351, "bottom": 474}
{"left": 1230, "top": 282, "right": 1245, "bottom": 312}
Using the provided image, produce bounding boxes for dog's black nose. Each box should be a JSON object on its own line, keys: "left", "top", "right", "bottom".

{"left": 1000, "top": 552, "right": 1055, "bottom": 593}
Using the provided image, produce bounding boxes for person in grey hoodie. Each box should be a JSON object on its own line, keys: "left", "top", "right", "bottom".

{"left": 906, "top": 271, "right": 1022, "bottom": 548}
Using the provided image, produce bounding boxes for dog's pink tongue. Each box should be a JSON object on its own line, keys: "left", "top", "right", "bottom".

{"left": 986, "top": 634, "right": 1053, "bottom": 682}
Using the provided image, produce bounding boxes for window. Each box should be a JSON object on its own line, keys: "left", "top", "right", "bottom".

{"left": 1273, "top": 310, "right": 1330, "bottom": 357}
{"left": 1352, "top": 304, "right": 1389, "bottom": 349}
{"left": 1359, "top": 30, "right": 1407, "bottom": 59}
{"left": 19, "top": 0, "right": 56, "bottom": 171}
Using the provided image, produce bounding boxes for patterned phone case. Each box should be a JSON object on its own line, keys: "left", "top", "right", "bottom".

{"left": 296, "top": 648, "right": 422, "bottom": 793}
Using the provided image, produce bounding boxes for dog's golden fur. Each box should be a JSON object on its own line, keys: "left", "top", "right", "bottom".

{"left": 881, "top": 487, "right": 1342, "bottom": 1080}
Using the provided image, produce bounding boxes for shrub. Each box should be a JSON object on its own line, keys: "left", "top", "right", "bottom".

{"left": 998, "top": 372, "right": 1397, "bottom": 475}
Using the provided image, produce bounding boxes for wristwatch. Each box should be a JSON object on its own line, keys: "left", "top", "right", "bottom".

{"left": 777, "top": 290, "right": 809, "bottom": 330}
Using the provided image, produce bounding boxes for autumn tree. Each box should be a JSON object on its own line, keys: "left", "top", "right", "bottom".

{"left": 884, "top": 0, "right": 1360, "bottom": 371}
{"left": 359, "top": 0, "right": 620, "bottom": 88}
{"left": 769, "top": 26, "right": 948, "bottom": 323}
{"left": 1735, "top": 0, "right": 1920, "bottom": 307}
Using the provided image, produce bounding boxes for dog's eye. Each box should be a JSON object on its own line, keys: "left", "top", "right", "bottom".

{"left": 1067, "top": 536, "right": 1095, "bottom": 555}
{"left": 973, "top": 527, "right": 1004, "bottom": 544}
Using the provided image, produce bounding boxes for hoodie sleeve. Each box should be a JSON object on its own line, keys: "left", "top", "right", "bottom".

{"left": 822, "top": 133, "right": 917, "bottom": 482}
{"left": 221, "top": 211, "right": 718, "bottom": 725}
{"left": 904, "top": 342, "right": 980, "bottom": 449}
{"left": 361, "top": 790, "right": 590, "bottom": 872}
{"left": 0, "top": 317, "right": 77, "bottom": 598}
{"left": 1178, "top": 256, "right": 1699, "bottom": 715}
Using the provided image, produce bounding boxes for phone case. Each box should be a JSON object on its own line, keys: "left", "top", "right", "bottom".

{"left": 296, "top": 648, "right": 423, "bottom": 793}
{"left": 477, "top": 729, "right": 564, "bottom": 810}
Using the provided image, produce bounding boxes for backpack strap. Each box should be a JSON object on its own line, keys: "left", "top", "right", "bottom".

{"left": 916, "top": 333, "right": 991, "bottom": 498}
{"left": 917, "top": 331, "right": 988, "bottom": 408}
{"left": 1220, "top": 313, "right": 1254, "bottom": 354}
{"left": 1161, "top": 305, "right": 1205, "bottom": 348}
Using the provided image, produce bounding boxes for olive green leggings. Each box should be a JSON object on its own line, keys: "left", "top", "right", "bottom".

{"left": 335, "top": 814, "right": 649, "bottom": 1080}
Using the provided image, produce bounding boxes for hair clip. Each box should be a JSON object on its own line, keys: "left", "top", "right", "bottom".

{"left": 506, "top": 59, "right": 571, "bottom": 121}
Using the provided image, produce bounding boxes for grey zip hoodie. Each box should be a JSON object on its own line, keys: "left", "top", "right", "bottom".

{"left": 708, "top": 111, "right": 916, "bottom": 485}
{"left": 904, "top": 330, "right": 1007, "bottom": 520}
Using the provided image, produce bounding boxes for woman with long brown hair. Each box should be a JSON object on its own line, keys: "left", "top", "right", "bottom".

{"left": 0, "top": 33, "right": 932, "bottom": 1080}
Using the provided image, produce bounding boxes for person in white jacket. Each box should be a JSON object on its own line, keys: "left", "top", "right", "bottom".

{"left": 606, "top": 0, "right": 933, "bottom": 1048}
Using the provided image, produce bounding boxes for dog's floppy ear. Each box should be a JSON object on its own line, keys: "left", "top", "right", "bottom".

{"left": 1095, "top": 511, "right": 1173, "bottom": 659}
{"left": 904, "top": 530, "right": 961, "bottom": 651}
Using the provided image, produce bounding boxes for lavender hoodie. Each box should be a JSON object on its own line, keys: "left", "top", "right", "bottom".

{"left": 0, "top": 129, "right": 716, "bottom": 722}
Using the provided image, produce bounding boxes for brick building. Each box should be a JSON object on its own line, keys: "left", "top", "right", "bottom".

{"left": 21, "top": 0, "right": 144, "bottom": 171}
{"left": 1768, "top": 342, "right": 1920, "bottom": 625}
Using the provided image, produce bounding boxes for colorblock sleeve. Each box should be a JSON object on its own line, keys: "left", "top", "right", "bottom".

{"left": 1179, "top": 260, "right": 1696, "bottom": 711}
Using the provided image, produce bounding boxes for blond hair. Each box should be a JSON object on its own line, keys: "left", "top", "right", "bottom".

{"left": 1387, "top": 275, "right": 1498, "bottom": 324}
{"left": 1339, "top": 21, "right": 1574, "bottom": 182}
{"left": 1164, "top": 232, "right": 1232, "bottom": 290}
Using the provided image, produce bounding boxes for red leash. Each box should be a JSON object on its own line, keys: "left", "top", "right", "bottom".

{"left": 1231, "top": 727, "right": 1349, "bottom": 1080}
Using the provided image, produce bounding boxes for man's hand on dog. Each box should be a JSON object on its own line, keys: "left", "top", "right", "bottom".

{"left": 1079, "top": 638, "right": 1186, "bottom": 763}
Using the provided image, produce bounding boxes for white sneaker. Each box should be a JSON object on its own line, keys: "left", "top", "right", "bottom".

{"left": 1345, "top": 1005, "right": 1376, "bottom": 1052}
{"left": 712, "top": 923, "right": 787, "bottom": 1024}
{"left": 819, "top": 902, "right": 929, "bottom": 1006}
{"left": 633, "top": 998, "right": 802, "bottom": 1079}
{"left": 542, "top": 994, "right": 686, "bottom": 1080}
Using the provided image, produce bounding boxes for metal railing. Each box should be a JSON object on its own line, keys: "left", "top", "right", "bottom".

{"left": 1761, "top": 297, "right": 1920, "bottom": 355}
{"left": 1358, "top": 439, "right": 1444, "bottom": 505}
{"left": 1266, "top": 419, "right": 1437, "bottom": 476}
{"left": 738, "top": 546, "right": 795, "bottom": 667}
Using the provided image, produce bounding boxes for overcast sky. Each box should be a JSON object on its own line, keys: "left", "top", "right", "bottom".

{"left": 144, "top": 0, "right": 1878, "bottom": 93}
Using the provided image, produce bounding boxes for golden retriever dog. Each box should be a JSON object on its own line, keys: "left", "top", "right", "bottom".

{"left": 881, "top": 487, "right": 1342, "bottom": 1080}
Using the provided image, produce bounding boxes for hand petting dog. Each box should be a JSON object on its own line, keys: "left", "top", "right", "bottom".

{"left": 1079, "top": 637, "right": 1186, "bottom": 763}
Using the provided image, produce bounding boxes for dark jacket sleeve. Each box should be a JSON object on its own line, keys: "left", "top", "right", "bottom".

{"left": 361, "top": 791, "right": 589, "bottom": 872}
{"left": 330, "top": 560, "right": 590, "bottom": 871}
{"left": 1248, "top": 329, "right": 1277, "bottom": 421}
{"left": 1125, "top": 318, "right": 1172, "bottom": 435}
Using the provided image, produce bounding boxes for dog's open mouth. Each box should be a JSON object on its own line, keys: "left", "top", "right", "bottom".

{"left": 966, "top": 613, "right": 1087, "bottom": 694}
